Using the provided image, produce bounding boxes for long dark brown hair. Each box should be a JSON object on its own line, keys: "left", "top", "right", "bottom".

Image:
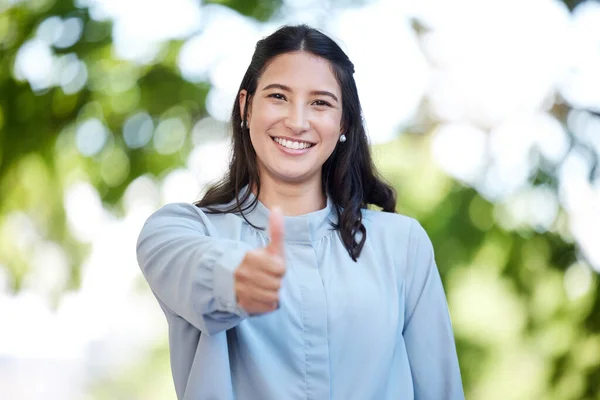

{"left": 195, "top": 24, "right": 396, "bottom": 261}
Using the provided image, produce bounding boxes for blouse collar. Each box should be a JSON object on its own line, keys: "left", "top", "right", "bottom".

{"left": 235, "top": 186, "right": 337, "bottom": 244}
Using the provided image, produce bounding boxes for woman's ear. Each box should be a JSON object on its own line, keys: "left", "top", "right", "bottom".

{"left": 239, "top": 90, "right": 251, "bottom": 123}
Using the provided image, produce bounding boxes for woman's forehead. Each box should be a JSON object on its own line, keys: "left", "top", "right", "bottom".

{"left": 258, "top": 52, "right": 341, "bottom": 94}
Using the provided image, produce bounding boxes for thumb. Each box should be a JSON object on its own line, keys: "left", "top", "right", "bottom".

{"left": 266, "top": 207, "right": 285, "bottom": 257}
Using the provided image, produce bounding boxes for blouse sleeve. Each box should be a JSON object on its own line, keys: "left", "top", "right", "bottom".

{"left": 136, "top": 203, "right": 251, "bottom": 336}
{"left": 403, "top": 220, "right": 465, "bottom": 399}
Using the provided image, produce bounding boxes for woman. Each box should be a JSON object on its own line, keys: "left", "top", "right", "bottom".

{"left": 137, "top": 25, "right": 464, "bottom": 400}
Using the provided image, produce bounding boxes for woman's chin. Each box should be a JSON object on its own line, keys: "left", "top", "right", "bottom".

{"left": 271, "top": 169, "right": 316, "bottom": 184}
{"left": 258, "top": 158, "right": 320, "bottom": 185}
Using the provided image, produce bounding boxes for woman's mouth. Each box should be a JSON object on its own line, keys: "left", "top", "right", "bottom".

{"left": 271, "top": 136, "right": 315, "bottom": 150}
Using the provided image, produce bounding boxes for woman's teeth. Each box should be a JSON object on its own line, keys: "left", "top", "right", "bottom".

{"left": 273, "top": 137, "right": 313, "bottom": 150}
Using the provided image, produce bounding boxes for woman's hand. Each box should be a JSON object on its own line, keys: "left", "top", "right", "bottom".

{"left": 234, "top": 207, "right": 286, "bottom": 314}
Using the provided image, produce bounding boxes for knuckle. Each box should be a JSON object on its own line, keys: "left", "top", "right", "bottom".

{"left": 234, "top": 269, "right": 247, "bottom": 283}
{"left": 265, "top": 261, "right": 280, "bottom": 275}
{"left": 256, "top": 292, "right": 269, "bottom": 303}
{"left": 274, "top": 257, "right": 285, "bottom": 271}
{"left": 273, "top": 266, "right": 285, "bottom": 277}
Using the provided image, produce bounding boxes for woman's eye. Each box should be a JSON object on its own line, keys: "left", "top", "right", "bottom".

{"left": 268, "top": 93, "right": 286, "bottom": 100}
{"left": 312, "top": 100, "right": 332, "bottom": 107}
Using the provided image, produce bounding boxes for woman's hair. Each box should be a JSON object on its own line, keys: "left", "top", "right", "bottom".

{"left": 195, "top": 24, "right": 396, "bottom": 261}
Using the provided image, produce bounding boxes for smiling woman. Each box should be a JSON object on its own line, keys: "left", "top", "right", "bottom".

{"left": 196, "top": 25, "right": 398, "bottom": 260}
{"left": 241, "top": 52, "right": 343, "bottom": 190}
{"left": 136, "top": 24, "right": 464, "bottom": 400}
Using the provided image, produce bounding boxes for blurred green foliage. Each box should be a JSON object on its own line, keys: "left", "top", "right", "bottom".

{"left": 0, "top": 0, "right": 598, "bottom": 399}
{"left": 374, "top": 135, "right": 599, "bottom": 400}
{"left": 205, "top": 0, "right": 282, "bottom": 21}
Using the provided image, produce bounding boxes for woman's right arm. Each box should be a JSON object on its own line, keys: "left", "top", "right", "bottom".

{"left": 136, "top": 203, "right": 252, "bottom": 335}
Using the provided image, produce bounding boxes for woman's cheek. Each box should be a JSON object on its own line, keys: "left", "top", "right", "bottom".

{"left": 317, "top": 112, "right": 343, "bottom": 134}
{"left": 260, "top": 103, "right": 286, "bottom": 123}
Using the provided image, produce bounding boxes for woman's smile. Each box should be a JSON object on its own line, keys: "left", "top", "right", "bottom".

{"left": 270, "top": 135, "right": 316, "bottom": 156}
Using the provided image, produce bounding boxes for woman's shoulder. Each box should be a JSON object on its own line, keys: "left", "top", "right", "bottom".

{"left": 142, "top": 202, "right": 245, "bottom": 233}
{"left": 146, "top": 202, "right": 212, "bottom": 222}
{"left": 362, "top": 208, "right": 413, "bottom": 230}
{"left": 362, "top": 208, "right": 430, "bottom": 243}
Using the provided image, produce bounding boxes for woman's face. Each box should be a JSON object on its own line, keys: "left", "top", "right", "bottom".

{"left": 240, "top": 51, "right": 343, "bottom": 186}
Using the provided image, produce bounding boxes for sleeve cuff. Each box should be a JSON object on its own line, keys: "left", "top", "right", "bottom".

{"left": 212, "top": 242, "right": 252, "bottom": 318}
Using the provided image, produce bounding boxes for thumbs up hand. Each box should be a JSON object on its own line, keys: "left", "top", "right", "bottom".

{"left": 234, "top": 207, "right": 286, "bottom": 314}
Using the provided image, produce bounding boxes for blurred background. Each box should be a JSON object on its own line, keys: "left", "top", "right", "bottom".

{"left": 0, "top": 0, "right": 599, "bottom": 398}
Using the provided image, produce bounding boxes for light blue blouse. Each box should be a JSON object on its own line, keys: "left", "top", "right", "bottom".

{"left": 136, "top": 191, "right": 464, "bottom": 400}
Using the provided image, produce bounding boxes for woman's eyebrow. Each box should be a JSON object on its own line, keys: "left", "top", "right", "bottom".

{"left": 261, "top": 83, "right": 339, "bottom": 103}
{"left": 262, "top": 83, "right": 291, "bottom": 92}
{"left": 310, "top": 90, "right": 338, "bottom": 103}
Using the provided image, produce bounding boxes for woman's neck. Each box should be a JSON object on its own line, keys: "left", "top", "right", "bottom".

{"left": 254, "top": 178, "right": 326, "bottom": 217}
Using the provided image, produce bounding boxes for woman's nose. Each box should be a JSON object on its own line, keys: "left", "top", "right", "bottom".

{"left": 284, "top": 104, "right": 310, "bottom": 133}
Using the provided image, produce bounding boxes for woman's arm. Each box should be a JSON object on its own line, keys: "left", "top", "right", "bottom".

{"left": 403, "top": 220, "right": 465, "bottom": 400}
{"left": 136, "top": 203, "right": 251, "bottom": 335}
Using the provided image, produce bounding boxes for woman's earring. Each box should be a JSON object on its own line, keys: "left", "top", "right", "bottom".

{"left": 339, "top": 134, "right": 347, "bottom": 143}
{"left": 241, "top": 120, "right": 248, "bottom": 130}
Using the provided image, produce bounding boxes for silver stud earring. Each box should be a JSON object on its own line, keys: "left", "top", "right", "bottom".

{"left": 241, "top": 120, "right": 248, "bottom": 130}
{"left": 339, "top": 134, "right": 346, "bottom": 143}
